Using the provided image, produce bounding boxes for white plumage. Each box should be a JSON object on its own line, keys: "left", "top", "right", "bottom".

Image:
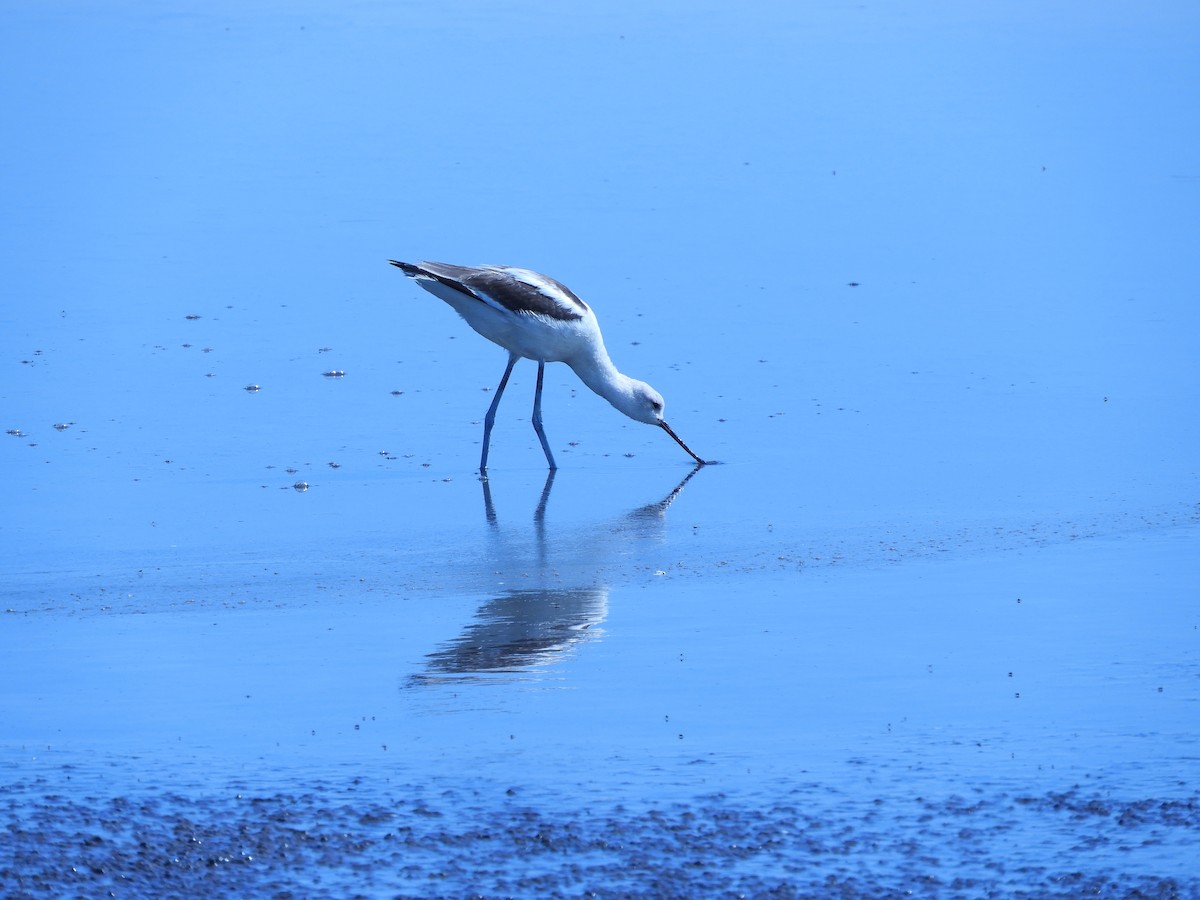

{"left": 390, "top": 260, "right": 706, "bottom": 472}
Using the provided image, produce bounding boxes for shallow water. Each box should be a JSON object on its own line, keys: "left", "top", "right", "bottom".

{"left": 3, "top": 1, "right": 1199, "bottom": 896}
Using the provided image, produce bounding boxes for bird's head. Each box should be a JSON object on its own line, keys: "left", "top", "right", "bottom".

{"left": 624, "top": 380, "right": 667, "bottom": 425}
{"left": 624, "top": 380, "right": 708, "bottom": 466}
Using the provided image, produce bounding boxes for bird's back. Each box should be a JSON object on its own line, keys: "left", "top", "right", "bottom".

{"left": 397, "top": 261, "right": 590, "bottom": 322}
{"left": 393, "top": 260, "right": 602, "bottom": 363}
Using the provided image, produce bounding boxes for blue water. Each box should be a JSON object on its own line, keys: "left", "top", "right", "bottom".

{"left": 3, "top": 1, "right": 1199, "bottom": 896}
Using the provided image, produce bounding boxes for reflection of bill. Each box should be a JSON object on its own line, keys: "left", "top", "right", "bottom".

{"left": 482, "top": 465, "right": 703, "bottom": 530}
{"left": 415, "top": 587, "right": 608, "bottom": 683}
{"left": 411, "top": 465, "right": 704, "bottom": 685}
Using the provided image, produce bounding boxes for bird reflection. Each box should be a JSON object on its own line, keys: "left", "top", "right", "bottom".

{"left": 618, "top": 463, "right": 703, "bottom": 523}
{"left": 412, "top": 587, "right": 608, "bottom": 684}
{"left": 410, "top": 464, "right": 704, "bottom": 685}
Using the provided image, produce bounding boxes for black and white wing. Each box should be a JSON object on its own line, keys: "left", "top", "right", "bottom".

{"left": 389, "top": 261, "right": 589, "bottom": 322}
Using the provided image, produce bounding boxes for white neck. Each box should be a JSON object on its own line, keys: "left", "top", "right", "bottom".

{"left": 570, "top": 353, "right": 640, "bottom": 418}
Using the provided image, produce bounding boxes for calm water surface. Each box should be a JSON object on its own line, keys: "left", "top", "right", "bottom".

{"left": 3, "top": 1, "right": 1198, "bottom": 896}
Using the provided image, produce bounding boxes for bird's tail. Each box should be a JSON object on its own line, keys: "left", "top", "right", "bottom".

{"left": 388, "top": 260, "right": 425, "bottom": 277}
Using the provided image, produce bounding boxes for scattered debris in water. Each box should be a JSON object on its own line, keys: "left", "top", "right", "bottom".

{"left": 244, "top": 384, "right": 260, "bottom": 392}
{"left": 185, "top": 314, "right": 201, "bottom": 320}
{"left": 322, "top": 370, "right": 345, "bottom": 378}
{"left": 292, "top": 481, "right": 309, "bottom": 492}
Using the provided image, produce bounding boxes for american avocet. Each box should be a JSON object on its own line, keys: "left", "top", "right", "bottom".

{"left": 389, "top": 260, "right": 707, "bottom": 472}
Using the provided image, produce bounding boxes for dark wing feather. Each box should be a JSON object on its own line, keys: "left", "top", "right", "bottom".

{"left": 390, "top": 260, "right": 588, "bottom": 322}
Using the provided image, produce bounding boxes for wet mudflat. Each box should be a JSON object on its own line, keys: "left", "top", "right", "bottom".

{"left": 3, "top": 778, "right": 1199, "bottom": 898}
{"left": 3, "top": 1, "right": 1199, "bottom": 897}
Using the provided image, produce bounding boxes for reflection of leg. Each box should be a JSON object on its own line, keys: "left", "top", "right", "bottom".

{"left": 532, "top": 361, "right": 557, "bottom": 469}
{"left": 534, "top": 468, "right": 556, "bottom": 569}
{"left": 481, "top": 354, "right": 518, "bottom": 473}
{"left": 481, "top": 475, "right": 498, "bottom": 527}
{"left": 534, "top": 469, "right": 556, "bottom": 526}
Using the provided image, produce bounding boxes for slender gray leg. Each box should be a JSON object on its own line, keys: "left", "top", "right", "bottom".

{"left": 532, "top": 361, "right": 557, "bottom": 469}
{"left": 481, "top": 354, "right": 518, "bottom": 474}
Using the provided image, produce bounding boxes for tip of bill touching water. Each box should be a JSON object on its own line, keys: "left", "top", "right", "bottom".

{"left": 660, "top": 421, "right": 714, "bottom": 467}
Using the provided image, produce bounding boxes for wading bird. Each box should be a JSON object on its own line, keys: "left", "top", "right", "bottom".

{"left": 390, "top": 260, "right": 707, "bottom": 473}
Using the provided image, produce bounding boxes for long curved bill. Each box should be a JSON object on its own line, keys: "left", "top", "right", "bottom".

{"left": 660, "top": 421, "right": 708, "bottom": 466}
